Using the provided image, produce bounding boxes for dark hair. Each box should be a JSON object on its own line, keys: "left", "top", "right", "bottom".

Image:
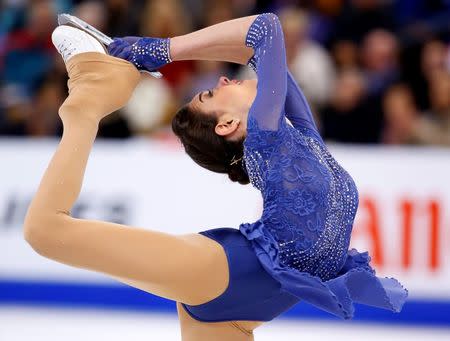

{"left": 171, "top": 105, "right": 250, "bottom": 185}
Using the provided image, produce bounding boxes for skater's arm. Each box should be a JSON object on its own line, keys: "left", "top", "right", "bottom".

{"left": 169, "top": 15, "right": 257, "bottom": 65}
{"left": 243, "top": 14, "right": 288, "bottom": 131}
{"left": 284, "top": 70, "right": 319, "bottom": 132}
{"left": 109, "top": 14, "right": 284, "bottom": 69}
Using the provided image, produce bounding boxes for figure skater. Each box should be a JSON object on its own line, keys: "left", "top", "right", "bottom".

{"left": 25, "top": 14, "right": 407, "bottom": 341}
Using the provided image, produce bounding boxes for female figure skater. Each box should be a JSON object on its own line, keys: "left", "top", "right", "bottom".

{"left": 25, "top": 14, "right": 407, "bottom": 341}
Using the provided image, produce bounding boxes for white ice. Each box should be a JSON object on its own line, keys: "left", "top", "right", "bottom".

{"left": 1, "top": 306, "right": 450, "bottom": 341}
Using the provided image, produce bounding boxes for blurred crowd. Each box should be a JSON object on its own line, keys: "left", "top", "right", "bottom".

{"left": 1, "top": 0, "right": 449, "bottom": 145}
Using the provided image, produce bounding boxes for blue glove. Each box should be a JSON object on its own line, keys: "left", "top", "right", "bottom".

{"left": 108, "top": 36, "right": 172, "bottom": 72}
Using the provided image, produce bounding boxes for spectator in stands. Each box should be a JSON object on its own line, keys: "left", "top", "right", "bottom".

{"left": 0, "top": 84, "right": 30, "bottom": 135}
{"left": 140, "top": 0, "right": 194, "bottom": 94}
{"left": 446, "top": 43, "right": 450, "bottom": 71}
{"left": 333, "top": 0, "right": 394, "bottom": 42}
{"left": 26, "top": 74, "right": 63, "bottom": 136}
{"left": 278, "top": 7, "right": 336, "bottom": 110}
{"left": 321, "top": 69, "right": 381, "bottom": 143}
{"left": 122, "top": 75, "right": 175, "bottom": 136}
{"left": 74, "top": 1, "right": 108, "bottom": 34}
{"left": 421, "top": 40, "right": 449, "bottom": 82}
{"left": 412, "top": 72, "right": 450, "bottom": 146}
{"left": 0, "top": 0, "right": 56, "bottom": 98}
{"left": 332, "top": 40, "right": 359, "bottom": 71}
{"left": 361, "top": 29, "right": 400, "bottom": 97}
{"left": 104, "top": 0, "right": 143, "bottom": 37}
{"left": 382, "top": 84, "right": 420, "bottom": 145}
{"left": 0, "top": 0, "right": 448, "bottom": 144}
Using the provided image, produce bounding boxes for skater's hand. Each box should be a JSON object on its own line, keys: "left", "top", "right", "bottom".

{"left": 107, "top": 36, "right": 140, "bottom": 56}
{"left": 108, "top": 37, "right": 171, "bottom": 72}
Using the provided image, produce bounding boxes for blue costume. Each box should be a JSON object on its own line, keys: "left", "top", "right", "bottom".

{"left": 109, "top": 13, "right": 408, "bottom": 322}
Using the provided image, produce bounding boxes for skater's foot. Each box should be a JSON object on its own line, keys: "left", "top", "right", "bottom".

{"left": 52, "top": 25, "right": 105, "bottom": 63}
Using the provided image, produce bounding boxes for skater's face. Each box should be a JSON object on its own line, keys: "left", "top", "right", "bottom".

{"left": 188, "top": 76, "right": 257, "bottom": 141}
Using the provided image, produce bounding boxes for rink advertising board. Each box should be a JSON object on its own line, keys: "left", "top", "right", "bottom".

{"left": 0, "top": 139, "right": 449, "bottom": 324}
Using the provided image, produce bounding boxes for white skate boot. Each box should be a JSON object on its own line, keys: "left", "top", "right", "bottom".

{"left": 51, "top": 25, "right": 106, "bottom": 63}
{"left": 57, "top": 13, "right": 162, "bottom": 78}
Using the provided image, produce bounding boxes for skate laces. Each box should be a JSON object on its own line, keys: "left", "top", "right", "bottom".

{"left": 57, "top": 39, "right": 77, "bottom": 62}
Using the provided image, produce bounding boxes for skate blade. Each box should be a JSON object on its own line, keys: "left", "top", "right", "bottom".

{"left": 57, "top": 13, "right": 163, "bottom": 79}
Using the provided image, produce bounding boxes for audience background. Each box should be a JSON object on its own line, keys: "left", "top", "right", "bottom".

{"left": 1, "top": 0, "right": 449, "bottom": 145}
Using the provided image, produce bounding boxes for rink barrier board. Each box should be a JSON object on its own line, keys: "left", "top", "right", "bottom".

{"left": 2, "top": 141, "right": 450, "bottom": 326}
{"left": 1, "top": 279, "right": 449, "bottom": 326}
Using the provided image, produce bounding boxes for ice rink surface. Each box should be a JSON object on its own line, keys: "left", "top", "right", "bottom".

{"left": 1, "top": 306, "right": 450, "bottom": 341}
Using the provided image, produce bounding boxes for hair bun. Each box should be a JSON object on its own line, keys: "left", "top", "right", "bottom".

{"left": 228, "top": 164, "right": 250, "bottom": 185}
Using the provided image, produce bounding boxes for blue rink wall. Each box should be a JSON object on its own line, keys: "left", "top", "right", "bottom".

{"left": 1, "top": 279, "right": 450, "bottom": 327}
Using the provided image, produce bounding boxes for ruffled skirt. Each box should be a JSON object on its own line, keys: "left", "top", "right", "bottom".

{"left": 240, "top": 221, "right": 408, "bottom": 319}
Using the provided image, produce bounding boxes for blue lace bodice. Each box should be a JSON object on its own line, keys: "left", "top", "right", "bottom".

{"left": 241, "top": 14, "right": 359, "bottom": 281}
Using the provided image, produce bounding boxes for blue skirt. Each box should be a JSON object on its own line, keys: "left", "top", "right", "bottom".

{"left": 240, "top": 221, "right": 408, "bottom": 319}
{"left": 183, "top": 226, "right": 408, "bottom": 322}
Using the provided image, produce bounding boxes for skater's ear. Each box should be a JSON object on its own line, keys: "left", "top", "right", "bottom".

{"left": 215, "top": 114, "right": 241, "bottom": 137}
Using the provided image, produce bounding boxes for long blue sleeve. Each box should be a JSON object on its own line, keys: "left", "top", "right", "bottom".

{"left": 246, "top": 14, "right": 287, "bottom": 131}
{"left": 284, "top": 71, "right": 319, "bottom": 133}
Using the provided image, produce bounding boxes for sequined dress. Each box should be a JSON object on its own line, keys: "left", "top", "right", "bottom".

{"left": 239, "top": 13, "right": 408, "bottom": 319}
